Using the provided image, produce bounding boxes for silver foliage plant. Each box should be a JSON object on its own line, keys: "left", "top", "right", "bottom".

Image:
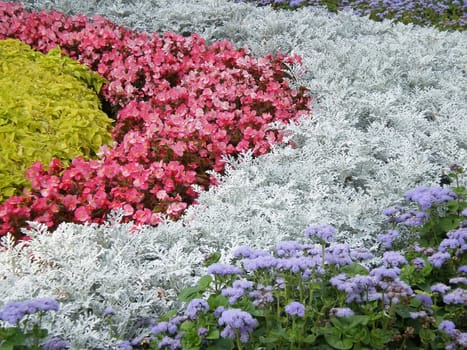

{"left": 0, "top": 211, "right": 205, "bottom": 348}
{"left": 1, "top": 0, "right": 467, "bottom": 347}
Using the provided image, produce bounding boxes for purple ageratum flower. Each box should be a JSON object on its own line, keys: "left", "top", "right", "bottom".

{"left": 242, "top": 255, "right": 278, "bottom": 272}
{"left": 439, "top": 238, "right": 461, "bottom": 253}
{"left": 28, "top": 298, "right": 59, "bottom": 313}
{"left": 287, "top": 0, "right": 305, "bottom": 6}
{"left": 284, "top": 302, "right": 305, "bottom": 318}
{"left": 0, "top": 298, "right": 59, "bottom": 325}
{"left": 439, "top": 320, "right": 457, "bottom": 336}
{"left": 185, "top": 299, "right": 209, "bottom": 320}
{"left": 275, "top": 277, "right": 285, "bottom": 289}
{"left": 169, "top": 316, "right": 186, "bottom": 327}
{"left": 342, "top": 275, "right": 376, "bottom": 303}
{"left": 305, "top": 224, "right": 336, "bottom": 243}
{"left": 382, "top": 205, "right": 403, "bottom": 217}
{"left": 382, "top": 251, "right": 408, "bottom": 268}
{"left": 218, "top": 309, "right": 258, "bottom": 343}
{"left": 207, "top": 263, "right": 242, "bottom": 277}
{"left": 197, "top": 327, "right": 208, "bottom": 337}
{"left": 462, "top": 208, "right": 467, "bottom": 217}
{"left": 443, "top": 288, "right": 467, "bottom": 305}
{"left": 329, "top": 273, "right": 348, "bottom": 290}
{"left": 158, "top": 336, "right": 181, "bottom": 350}
{"left": 446, "top": 228, "right": 467, "bottom": 252}
{"left": 415, "top": 294, "right": 433, "bottom": 307}
{"left": 116, "top": 341, "right": 132, "bottom": 350}
{"left": 329, "top": 307, "right": 355, "bottom": 318}
{"left": 413, "top": 243, "right": 425, "bottom": 253}
{"left": 445, "top": 342, "right": 457, "bottom": 350}
{"left": 151, "top": 318, "right": 181, "bottom": 335}
{"left": 396, "top": 210, "right": 429, "bottom": 227}
{"left": 369, "top": 266, "right": 400, "bottom": 283}
{"left": 447, "top": 228, "right": 467, "bottom": 240}
{"left": 232, "top": 279, "right": 254, "bottom": 290}
{"left": 431, "top": 283, "right": 451, "bottom": 294}
{"left": 385, "top": 280, "right": 413, "bottom": 304}
{"left": 151, "top": 321, "right": 169, "bottom": 335}
{"left": 233, "top": 246, "right": 270, "bottom": 259}
{"left": 302, "top": 243, "right": 322, "bottom": 257}
{"left": 428, "top": 251, "right": 451, "bottom": 268}
{"left": 412, "top": 257, "right": 426, "bottom": 270}
{"left": 42, "top": 337, "right": 70, "bottom": 350}
{"left": 102, "top": 307, "right": 115, "bottom": 317}
{"left": 378, "top": 230, "right": 400, "bottom": 249}
{"left": 301, "top": 268, "right": 315, "bottom": 281}
{"left": 458, "top": 265, "right": 467, "bottom": 273}
{"left": 449, "top": 277, "right": 467, "bottom": 285}
{"left": 222, "top": 287, "right": 247, "bottom": 305}
{"left": 277, "top": 256, "right": 319, "bottom": 273}
{"left": 350, "top": 248, "right": 373, "bottom": 261}
{"left": 131, "top": 334, "right": 152, "bottom": 347}
{"left": 457, "top": 332, "right": 467, "bottom": 347}
{"left": 0, "top": 301, "right": 30, "bottom": 324}
{"left": 325, "top": 244, "right": 353, "bottom": 267}
{"left": 410, "top": 311, "right": 428, "bottom": 319}
{"left": 214, "top": 306, "right": 226, "bottom": 319}
{"left": 367, "top": 290, "right": 383, "bottom": 302}
{"left": 249, "top": 285, "right": 274, "bottom": 307}
{"left": 276, "top": 241, "right": 304, "bottom": 257}
{"left": 405, "top": 186, "right": 457, "bottom": 210}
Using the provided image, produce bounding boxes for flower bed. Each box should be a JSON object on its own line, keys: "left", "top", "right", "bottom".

{"left": 0, "top": 0, "right": 466, "bottom": 349}
{"left": 0, "top": 1, "right": 311, "bottom": 240}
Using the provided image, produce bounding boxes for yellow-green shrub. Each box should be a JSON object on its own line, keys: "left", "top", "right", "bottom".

{"left": 0, "top": 39, "right": 113, "bottom": 201}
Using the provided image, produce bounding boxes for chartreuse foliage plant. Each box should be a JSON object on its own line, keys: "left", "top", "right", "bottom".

{"left": 235, "top": 0, "right": 467, "bottom": 32}
{"left": 117, "top": 167, "right": 467, "bottom": 350}
{"left": 0, "top": 2, "right": 311, "bottom": 240}
{"left": 0, "top": 38, "right": 113, "bottom": 202}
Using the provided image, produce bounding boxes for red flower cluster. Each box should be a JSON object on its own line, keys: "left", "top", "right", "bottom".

{"left": 0, "top": 1, "right": 311, "bottom": 240}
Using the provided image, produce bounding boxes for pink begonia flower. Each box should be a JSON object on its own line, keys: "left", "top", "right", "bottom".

{"left": 122, "top": 204, "right": 134, "bottom": 216}
{"left": 74, "top": 206, "right": 91, "bottom": 222}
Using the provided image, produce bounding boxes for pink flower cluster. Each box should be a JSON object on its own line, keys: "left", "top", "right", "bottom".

{"left": 0, "top": 1, "right": 311, "bottom": 240}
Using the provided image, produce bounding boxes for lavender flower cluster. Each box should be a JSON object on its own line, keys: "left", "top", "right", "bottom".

{"left": 0, "top": 297, "right": 59, "bottom": 324}
{"left": 137, "top": 208, "right": 466, "bottom": 349}
{"left": 0, "top": 297, "right": 70, "bottom": 349}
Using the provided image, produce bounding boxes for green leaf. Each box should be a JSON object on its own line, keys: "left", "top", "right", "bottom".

{"left": 207, "top": 294, "right": 229, "bottom": 309}
{"left": 206, "top": 338, "right": 234, "bottom": 350}
{"left": 394, "top": 303, "right": 411, "bottom": 319}
{"left": 324, "top": 329, "right": 353, "bottom": 350}
{"left": 180, "top": 320, "right": 196, "bottom": 332}
{"left": 0, "top": 344, "right": 14, "bottom": 350}
{"left": 419, "top": 328, "right": 435, "bottom": 344}
{"left": 203, "top": 252, "right": 222, "bottom": 267}
{"left": 369, "top": 328, "right": 392, "bottom": 348}
{"left": 343, "top": 315, "right": 369, "bottom": 329}
{"left": 436, "top": 216, "right": 460, "bottom": 234}
{"left": 206, "top": 329, "right": 220, "bottom": 340}
{"left": 303, "top": 334, "right": 318, "bottom": 343}
{"left": 178, "top": 287, "right": 201, "bottom": 302}
{"left": 197, "top": 275, "right": 213, "bottom": 290}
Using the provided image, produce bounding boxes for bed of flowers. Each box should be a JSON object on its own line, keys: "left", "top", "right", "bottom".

{"left": 0, "top": 0, "right": 466, "bottom": 349}
{"left": 0, "top": 1, "right": 311, "bottom": 241}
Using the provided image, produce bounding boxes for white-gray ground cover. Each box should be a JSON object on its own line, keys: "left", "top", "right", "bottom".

{"left": 1, "top": 0, "right": 467, "bottom": 348}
